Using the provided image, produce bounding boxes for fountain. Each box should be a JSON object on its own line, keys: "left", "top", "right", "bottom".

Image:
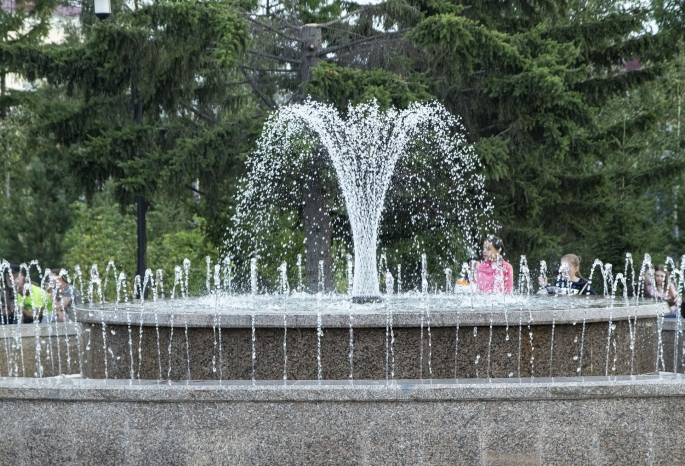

{"left": 0, "top": 101, "right": 684, "bottom": 463}
{"left": 231, "top": 99, "right": 495, "bottom": 301}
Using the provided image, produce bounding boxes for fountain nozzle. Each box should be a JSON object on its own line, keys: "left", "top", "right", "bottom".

{"left": 352, "top": 296, "right": 382, "bottom": 304}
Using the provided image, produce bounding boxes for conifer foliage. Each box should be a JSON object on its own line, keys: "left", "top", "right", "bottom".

{"left": 1, "top": 0, "right": 685, "bottom": 277}
{"left": 0, "top": 0, "right": 250, "bottom": 206}
{"left": 404, "top": 0, "right": 683, "bottom": 263}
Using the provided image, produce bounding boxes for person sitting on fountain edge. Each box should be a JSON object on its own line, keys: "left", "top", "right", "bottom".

{"left": 48, "top": 269, "right": 82, "bottom": 323}
{"left": 476, "top": 236, "right": 513, "bottom": 293}
{"left": 538, "top": 254, "right": 597, "bottom": 296}
{"left": 13, "top": 270, "right": 52, "bottom": 324}
{"left": 644, "top": 265, "right": 680, "bottom": 316}
{"left": 0, "top": 265, "right": 18, "bottom": 324}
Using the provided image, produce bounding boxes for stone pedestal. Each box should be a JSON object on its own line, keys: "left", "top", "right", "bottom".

{"left": 0, "top": 375, "right": 683, "bottom": 464}
{"left": 75, "top": 301, "right": 666, "bottom": 381}
{"left": 0, "top": 323, "right": 83, "bottom": 378}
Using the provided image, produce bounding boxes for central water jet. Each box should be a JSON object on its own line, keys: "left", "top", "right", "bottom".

{"left": 233, "top": 99, "right": 492, "bottom": 299}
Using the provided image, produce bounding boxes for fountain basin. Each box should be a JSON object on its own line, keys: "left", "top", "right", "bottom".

{"left": 0, "top": 322, "right": 82, "bottom": 378}
{"left": 661, "top": 318, "right": 685, "bottom": 374}
{"left": 0, "top": 374, "right": 683, "bottom": 464}
{"left": 73, "top": 298, "right": 668, "bottom": 381}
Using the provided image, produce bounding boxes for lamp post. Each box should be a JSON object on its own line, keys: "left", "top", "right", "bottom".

{"left": 94, "top": 0, "right": 111, "bottom": 20}
{"left": 94, "top": 0, "right": 147, "bottom": 287}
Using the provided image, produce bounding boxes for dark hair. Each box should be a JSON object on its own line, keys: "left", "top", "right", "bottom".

{"left": 9, "top": 264, "right": 20, "bottom": 275}
{"left": 654, "top": 265, "right": 669, "bottom": 279}
{"left": 485, "top": 235, "right": 504, "bottom": 253}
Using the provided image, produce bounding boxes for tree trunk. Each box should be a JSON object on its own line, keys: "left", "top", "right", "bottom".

{"left": 1, "top": 72, "right": 8, "bottom": 201}
{"left": 303, "top": 151, "right": 334, "bottom": 292}
{"left": 300, "top": 25, "right": 321, "bottom": 84}
{"left": 300, "top": 25, "right": 334, "bottom": 292}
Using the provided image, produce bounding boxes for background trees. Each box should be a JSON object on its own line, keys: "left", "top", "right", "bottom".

{"left": 405, "top": 1, "right": 683, "bottom": 267}
{"left": 1, "top": 0, "right": 251, "bottom": 280}
{"left": 0, "top": 0, "right": 684, "bottom": 292}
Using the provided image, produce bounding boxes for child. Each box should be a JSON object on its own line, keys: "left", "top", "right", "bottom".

{"left": 476, "top": 236, "right": 513, "bottom": 293}
{"left": 538, "top": 254, "right": 597, "bottom": 296}
{"left": 644, "top": 265, "right": 680, "bottom": 316}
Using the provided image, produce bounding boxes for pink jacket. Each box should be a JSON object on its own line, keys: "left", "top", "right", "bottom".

{"left": 477, "top": 259, "right": 514, "bottom": 293}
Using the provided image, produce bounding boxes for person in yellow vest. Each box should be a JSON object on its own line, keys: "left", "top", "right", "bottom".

{"left": 13, "top": 272, "right": 52, "bottom": 324}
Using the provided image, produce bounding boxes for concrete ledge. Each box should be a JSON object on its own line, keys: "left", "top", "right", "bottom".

{"left": 661, "top": 318, "right": 683, "bottom": 331}
{"left": 0, "top": 322, "right": 81, "bottom": 338}
{"left": 0, "top": 375, "right": 684, "bottom": 464}
{"left": 0, "top": 374, "right": 683, "bottom": 402}
{"left": 73, "top": 301, "right": 668, "bottom": 328}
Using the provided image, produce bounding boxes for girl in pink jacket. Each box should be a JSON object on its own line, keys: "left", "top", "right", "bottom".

{"left": 476, "top": 235, "right": 514, "bottom": 293}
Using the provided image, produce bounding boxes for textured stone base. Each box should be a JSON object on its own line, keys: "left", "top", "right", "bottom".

{"left": 0, "top": 375, "right": 683, "bottom": 464}
{"left": 661, "top": 319, "right": 685, "bottom": 373}
{"left": 81, "top": 317, "right": 659, "bottom": 380}
{"left": 0, "top": 323, "right": 83, "bottom": 378}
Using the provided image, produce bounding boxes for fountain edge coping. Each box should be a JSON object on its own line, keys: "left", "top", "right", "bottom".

{"left": 0, "top": 374, "right": 684, "bottom": 403}
{"left": 72, "top": 302, "right": 669, "bottom": 328}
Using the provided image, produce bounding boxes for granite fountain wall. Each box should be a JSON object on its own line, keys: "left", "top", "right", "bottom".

{"left": 661, "top": 318, "right": 685, "bottom": 374}
{"left": 75, "top": 302, "right": 664, "bottom": 381}
{"left": 0, "top": 322, "right": 82, "bottom": 378}
{"left": 0, "top": 301, "right": 681, "bottom": 464}
{"left": 0, "top": 375, "right": 684, "bottom": 464}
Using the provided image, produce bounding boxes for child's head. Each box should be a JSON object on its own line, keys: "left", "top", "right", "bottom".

{"left": 654, "top": 265, "right": 668, "bottom": 288}
{"left": 560, "top": 254, "right": 581, "bottom": 279}
{"left": 482, "top": 235, "right": 504, "bottom": 262}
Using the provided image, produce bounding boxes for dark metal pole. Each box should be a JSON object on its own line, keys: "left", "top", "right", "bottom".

{"left": 132, "top": 81, "right": 146, "bottom": 282}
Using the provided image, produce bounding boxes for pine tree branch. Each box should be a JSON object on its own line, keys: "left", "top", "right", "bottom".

{"left": 185, "top": 185, "right": 232, "bottom": 205}
{"left": 252, "top": 13, "right": 300, "bottom": 29}
{"left": 247, "top": 50, "right": 301, "bottom": 64}
{"left": 319, "top": 25, "right": 365, "bottom": 39}
{"left": 319, "top": 7, "right": 373, "bottom": 27}
{"left": 240, "top": 68, "right": 277, "bottom": 110}
{"left": 241, "top": 15, "right": 302, "bottom": 42}
{"left": 497, "top": 125, "right": 513, "bottom": 137}
{"left": 317, "top": 29, "right": 410, "bottom": 57}
{"left": 180, "top": 101, "right": 218, "bottom": 124}
{"left": 222, "top": 81, "right": 250, "bottom": 87}
{"left": 240, "top": 65, "right": 297, "bottom": 73}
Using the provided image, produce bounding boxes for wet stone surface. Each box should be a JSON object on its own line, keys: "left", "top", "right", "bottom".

{"left": 0, "top": 375, "right": 683, "bottom": 465}
{"left": 80, "top": 314, "right": 660, "bottom": 381}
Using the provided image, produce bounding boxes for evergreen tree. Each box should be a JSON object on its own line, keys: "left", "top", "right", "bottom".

{"left": 236, "top": 0, "right": 423, "bottom": 290}
{"left": 0, "top": 105, "right": 78, "bottom": 266}
{"left": 0, "top": 0, "right": 251, "bottom": 242}
{"left": 404, "top": 0, "right": 681, "bottom": 263}
{"left": 0, "top": 0, "right": 66, "bottom": 264}
{"left": 3, "top": 0, "right": 685, "bottom": 285}
{"left": 578, "top": 54, "right": 685, "bottom": 265}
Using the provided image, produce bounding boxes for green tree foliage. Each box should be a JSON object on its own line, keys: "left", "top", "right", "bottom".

{"left": 63, "top": 182, "right": 216, "bottom": 296}
{"left": 227, "top": 0, "right": 685, "bottom": 285}
{"left": 0, "top": 154, "right": 76, "bottom": 266}
{"left": 3, "top": 0, "right": 685, "bottom": 289}
{"left": 579, "top": 65, "right": 685, "bottom": 264}
{"left": 0, "top": 0, "right": 65, "bottom": 265}
{"left": 0, "top": 105, "right": 79, "bottom": 266}
{"left": 402, "top": 0, "right": 683, "bottom": 266}
{"left": 307, "top": 62, "right": 431, "bottom": 110}
{"left": 0, "top": 0, "right": 253, "bottom": 245}
{"left": 0, "top": 0, "right": 57, "bottom": 112}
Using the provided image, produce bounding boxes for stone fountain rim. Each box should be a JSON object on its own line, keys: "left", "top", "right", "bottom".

{"left": 72, "top": 301, "right": 670, "bottom": 328}
{"left": 0, "top": 373, "right": 683, "bottom": 403}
